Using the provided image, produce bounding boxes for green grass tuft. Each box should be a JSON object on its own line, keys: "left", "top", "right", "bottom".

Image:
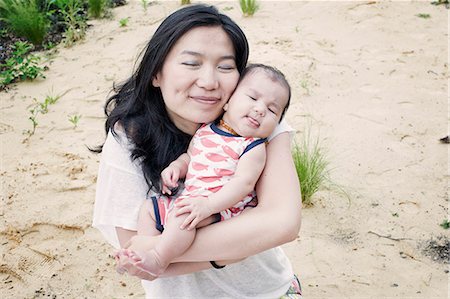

{"left": 88, "top": 0, "right": 106, "bottom": 18}
{"left": 239, "top": 0, "right": 258, "bottom": 17}
{"left": 416, "top": 13, "right": 431, "bottom": 19}
{"left": 0, "top": 0, "right": 50, "bottom": 45}
{"left": 292, "top": 132, "right": 329, "bottom": 206}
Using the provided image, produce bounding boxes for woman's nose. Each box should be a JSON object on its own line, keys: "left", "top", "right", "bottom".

{"left": 196, "top": 66, "right": 219, "bottom": 90}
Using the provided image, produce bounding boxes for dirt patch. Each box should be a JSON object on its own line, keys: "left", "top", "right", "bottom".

{"left": 421, "top": 235, "right": 450, "bottom": 264}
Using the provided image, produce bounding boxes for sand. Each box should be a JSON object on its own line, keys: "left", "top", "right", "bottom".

{"left": 1, "top": 1, "right": 448, "bottom": 298}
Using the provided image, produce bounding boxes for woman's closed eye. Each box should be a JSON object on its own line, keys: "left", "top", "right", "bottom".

{"left": 182, "top": 61, "right": 200, "bottom": 67}
{"left": 218, "top": 64, "right": 236, "bottom": 71}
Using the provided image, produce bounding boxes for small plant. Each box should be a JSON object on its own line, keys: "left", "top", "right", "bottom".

{"left": 440, "top": 219, "right": 450, "bottom": 229}
{"left": 39, "top": 94, "right": 60, "bottom": 113}
{"left": 0, "top": 28, "right": 8, "bottom": 38}
{"left": 300, "top": 79, "right": 310, "bottom": 95}
{"left": 431, "top": 0, "right": 448, "bottom": 6}
{"left": 68, "top": 114, "right": 81, "bottom": 128}
{"left": 24, "top": 92, "right": 60, "bottom": 137}
{"left": 239, "top": 0, "right": 259, "bottom": 17}
{"left": 26, "top": 104, "right": 40, "bottom": 136}
{"left": 141, "top": 0, "right": 148, "bottom": 11}
{"left": 416, "top": 13, "right": 431, "bottom": 19}
{"left": 0, "top": 41, "right": 45, "bottom": 89}
{"left": 119, "top": 17, "right": 128, "bottom": 27}
{"left": 88, "top": 0, "right": 106, "bottom": 18}
{"left": 180, "top": 0, "right": 190, "bottom": 4}
{"left": 0, "top": 0, "right": 50, "bottom": 45}
{"left": 43, "top": 41, "right": 56, "bottom": 50}
{"left": 51, "top": 0, "right": 87, "bottom": 47}
{"left": 292, "top": 131, "right": 329, "bottom": 205}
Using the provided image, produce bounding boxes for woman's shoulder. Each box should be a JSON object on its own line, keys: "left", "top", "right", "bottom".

{"left": 268, "top": 119, "right": 294, "bottom": 142}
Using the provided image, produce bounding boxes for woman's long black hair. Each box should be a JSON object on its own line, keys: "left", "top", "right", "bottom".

{"left": 97, "top": 4, "right": 249, "bottom": 194}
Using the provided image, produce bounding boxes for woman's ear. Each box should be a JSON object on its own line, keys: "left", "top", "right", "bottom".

{"left": 152, "top": 74, "right": 160, "bottom": 87}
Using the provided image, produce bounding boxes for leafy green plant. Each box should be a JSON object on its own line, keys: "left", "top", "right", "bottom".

{"left": 88, "top": 0, "right": 105, "bottom": 18}
{"left": 119, "top": 17, "right": 128, "bottom": 27}
{"left": 68, "top": 114, "right": 81, "bottom": 128}
{"left": 24, "top": 92, "right": 60, "bottom": 137}
{"left": 239, "top": 0, "right": 258, "bottom": 17}
{"left": 440, "top": 219, "right": 450, "bottom": 229}
{"left": 140, "top": 0, "right": 147, "bottom": 11}
{"left": 50, "top": 0, "right": 86, "bottom": 46}
{"left": 300, "top": 79, "right": 310, "bottom": 95}
{"left": 0, "top": 41, "right": 45, "bottom": 89}
{"left": 416, "top": 13, "right": 430, "bottom": 19}
{"left": 0, "top": 28, "right": 8, "bottom": 38}
{"left": 0, "top": 0, "right": 50, "bottom": 45}
{"left": 180, "top": 0, "right": 190, "bottom": 4}
{"left": 292, "top": 132, "right": 329, "bottom": 206}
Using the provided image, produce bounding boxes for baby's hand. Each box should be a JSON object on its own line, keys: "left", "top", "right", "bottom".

{"left": 175, "top": 196, "right": 213, "bottom": 230}
{"left": 161, "top": 165, "right": 180, "bottom": 195}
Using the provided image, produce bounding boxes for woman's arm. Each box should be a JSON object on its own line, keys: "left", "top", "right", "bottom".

{"left": 120, "top": 132, "right": 301, "bottom": 277}
{"left": 173, "top": 132, "right": 301, "bottom": 262}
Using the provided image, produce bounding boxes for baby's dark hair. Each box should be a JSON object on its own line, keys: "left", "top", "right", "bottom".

{"left": 239, "top": 63, "right": 291, "bottom": 121}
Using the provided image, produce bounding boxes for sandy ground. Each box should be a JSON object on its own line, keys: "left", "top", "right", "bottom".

{"left": 1, "top": 1, "right": 448, "bottom": 298}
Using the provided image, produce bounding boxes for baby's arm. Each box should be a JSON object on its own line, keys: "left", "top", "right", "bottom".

{"left": 176, "top": 144, "right": 266, "bottom": 230}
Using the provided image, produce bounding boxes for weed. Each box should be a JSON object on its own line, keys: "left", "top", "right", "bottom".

{"left": 222, "top": 6, "right": 233, "bottom": 11}
{"left": 43, "top": 41, "right": 56, "bottom": 50}
{"left": 180, "top": 0, "right": 190, "bottom": 4}
{"left": 0, "top": 28, "right": 8, "bottom": 38}
{"left": 24, "top": 92, "right": 60, "bottom": 137}
{"left": 0, "top": 0, "right": 50, "bottom": 45}
{"left": 51, "top": 0, "right": 87, "bottom": 47}
{"left": 141, "top": 0, "right": 147, "bottom": 11}
{"left": 416, "top": 13, "right": 431, "bottom": 19}
{"left": 88, "top": 0, "right": 106, "bottom": 18}
{"left": 68, "top": 114, "right": 81, "bottom": 128}
{"left": 292, "top": 131, "right": 329, "bottom": 205}
{"left": 26, "top": 104, "right": 39, "bottom": 136}
{"left": 440, "top": 219, "right": 450, "bottom": 229}
{"left": 38, "top": 93, "right": 60, "bottom": 113}
{"left": 0, "top": 41, "right": 45, "bottom": 89}
{"left": 119, "top": 17, "right": 128, "bottom": 27}
{"left": 239, "top": 0, "right": 258, "bottom": 17}
{"left": 300, "top": 79, "right": 310, "bottom": 95}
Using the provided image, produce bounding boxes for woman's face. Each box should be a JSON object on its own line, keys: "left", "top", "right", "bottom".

{"left": 152, "top": 26, "right": 240, "bottom": 135}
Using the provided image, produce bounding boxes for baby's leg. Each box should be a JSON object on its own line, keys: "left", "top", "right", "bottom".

{"left": 137, "top": 200, "right": 161, "bottom": 236}
{"left": 135, "top": 206, "right": 195, "bottom": 276}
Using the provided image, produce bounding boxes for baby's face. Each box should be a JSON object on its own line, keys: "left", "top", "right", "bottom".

{"left": 222, "top": 70, "right": 289, "bottom": 138}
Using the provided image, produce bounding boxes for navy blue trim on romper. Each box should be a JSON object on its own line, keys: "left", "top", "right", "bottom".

{"left": 151, "top": 196, "right": 164, "bottom": 233}
{"left": 241, "top": 138, "right": 266, "bottom": 156}
{"left": 210, "top": 122, "right": 267, "bottom": 157}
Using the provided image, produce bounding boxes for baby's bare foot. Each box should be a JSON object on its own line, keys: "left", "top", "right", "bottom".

{"left": 133, "top": 249, "right": 168, "bottom": 277}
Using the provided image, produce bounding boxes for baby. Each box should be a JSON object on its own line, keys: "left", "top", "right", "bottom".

{"left": 129, "top": 63, "right": 291, "bottom": 276}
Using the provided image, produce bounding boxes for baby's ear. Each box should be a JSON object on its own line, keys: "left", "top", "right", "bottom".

{"left": 223, "top": 103, "right": 229, "bottom": 111}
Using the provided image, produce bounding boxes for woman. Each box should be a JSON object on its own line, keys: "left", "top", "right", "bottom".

{"left": 93, "top": 4, "right": 302, "bottom": 298}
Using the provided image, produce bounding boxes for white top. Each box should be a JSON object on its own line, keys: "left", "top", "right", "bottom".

{"left": 93, "top": 120, "right": 295, "bottom": 298}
